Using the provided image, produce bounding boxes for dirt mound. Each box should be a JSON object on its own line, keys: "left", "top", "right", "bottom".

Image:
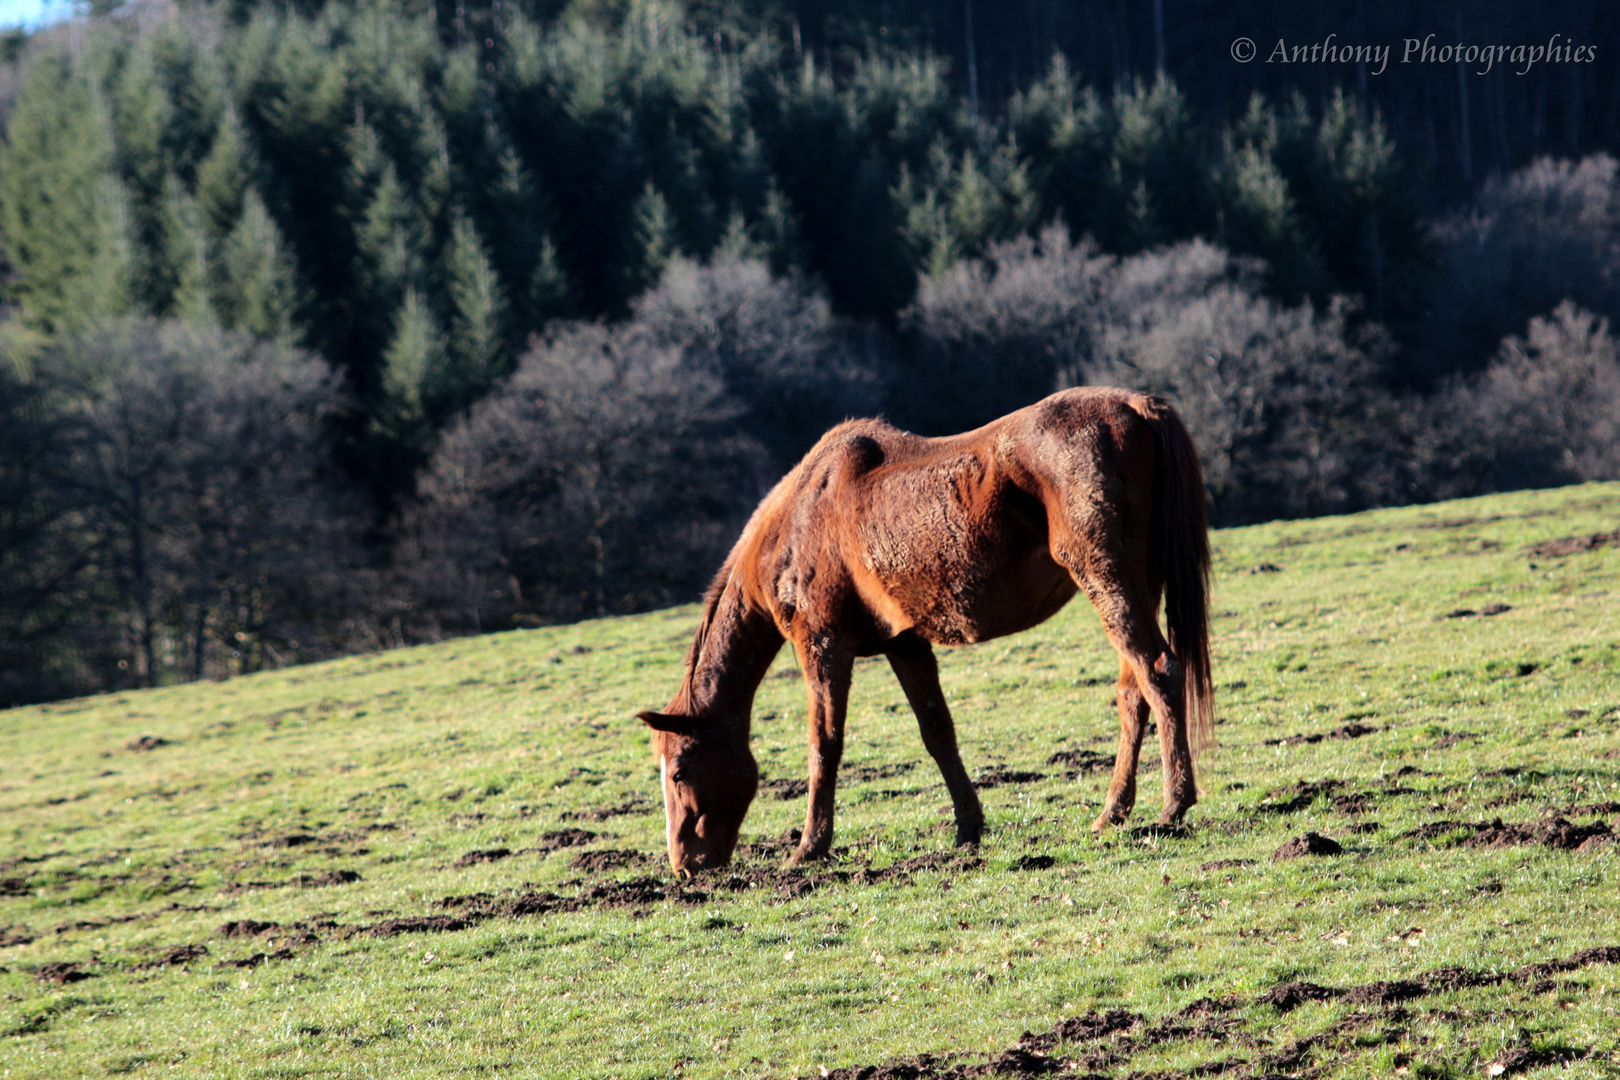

{"left": 0, "top": 878, "right": 28, "bottom": 897}
{"left": 1400, "top": 816, "right": 1612, "bottom": 850}
{"left": 1420, "top": 966, "right": 1504, "bottom": 991}
{"left": 760, "top": 777, "right": 808, "bottom": 800}
{"left": 453, "top": 848, "right": 511, "bottom": 867}
{"left": 219, "top": 920, "right": 280, "bottom": 939}
{"left": 1483, "top": 1046, "right": 1588, "bottom": 1077}
{"left": 974, "top": 766, "right": 1044, "bottom": 789}
{"left": 1256, "top": 779, "right": 1344, "bottom": 813}
{"left": 365, "top": 915, "right": 471, "bottom": 938}
{"left": 0, "top": 928, "right": 35, "bottom": 947}
{"left": 820, "top": 947, "right": 1620, "bottom": 1080}
{"left": 134, "top": 944, "right": 208, "bottom": 970}
{"left": 34, "top": 961, "right": 92, "bottom": 984}
{"left": 1340, "top": 979, "right": 1424, "bottom": 1006}
{"left": 1264, "top": 722, "right": 1381, "bottom": 746}
{"left": 126, "top": 735, "right": 171, "bottom": 752}
{"left": 1046, "top": 748, "right": 1115, "bottom": 774}
{"left": 1199, "top": 858, "right": 1255, "bottom": 872}
{"left": 1010, "top": 854, "right": 1055, "bottom": 871}
{"left": 1257, "top": 981, "right": 1339, "bottom": 1012}
{"left": 844, "top": 762, "right": 918, "bottom": 783}
{"left": 559, "top": 800, "right": 651, "bottom": 821}
{"left": 1464, "top": 817, "right": 1611, "bottom": 850}
{"left": 535, "top": 828, "right": 598, "bottom": 852}
{"left": 1442, "top": 602, "right": 1512, "bottom": 619}
{"left": 568, "top": 849, "right": 648, "bottom": 873}
{"left": 1271, "top": 833, "right": 1342, "bottom": 861}
{"left": 215, "top": 948, "right": 295, "bottom": 969}
{"left": 1528, "top": 528, "right": 1620, "bottom": 557}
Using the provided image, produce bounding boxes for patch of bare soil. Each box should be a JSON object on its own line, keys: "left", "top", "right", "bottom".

{"left": 133, "top": 944, "right": 208, "bottom": 970}
{"left": 215, "top": 948, "right": 295, "bottom": 969}
{"left": 1199, "top": 858, "right": 1255, "bottom": 872}
{"left": 760, "top": 777, "right": 809, "bottom": 800}
{"left": 822, "top": 948, "right": 1620, "bottom": 1079}
{"left": 974, "top": 766, "right": 1045, "bottom": 789}
{"left": 534, "top": 828, "right": 598, "bottom": 853}
{"left": 1046, "top": 748, "right": 1115, "bottom": 775}
{"left": 1483, "top": 1045, "right": 1589, "bottom": 1077}
{"left": 1256, "top": 779, "right": 1343, "bottom": 813}
{"left": 0, "top": 878, "right": 28, "bottom": 896}
{"left": 1263, "top": 721, "right": 1383, "bottom": 747}
{"left": 1442, "top": 602, "right": 1512, "bottom": 619}
{"left": 453, "top": 848, "right": 511, "bottom": 867}
{"left": 844, "top": 762, "right": 918, "bottom": 783}
{"left": 1271, "top": 832, "right": 1342, "bottom": 861}
{"left": 1010, "top": 855, "right": 1055, "bottom": 871}
{"left": 364, "top": 915, "right": 470, "bottom": 938}
{"left": 34, "top": 961, "right": 92, "bottom": 984}
{"left": 559, "top": 799, "right": 652, "bottom": 821}
{"left": 126, "top": 735, "right": 171, "bottom": 751}
{"left": 1398, "top": 816, "right": 1612, "bottom": 850}
{"left": 223, "top": 869, "right": 360, "bottom": 892}
{"left": 568, "top": 849, "right": 649, "bottom": 873}
{"left": 0, "top": 927, "right": 35, "bottom": 946}
{"left": 219, "top": 919, "right": 280, "bottom": 939}
{"left": 1528, "top": 528, "right": 1620, "bottom": 557}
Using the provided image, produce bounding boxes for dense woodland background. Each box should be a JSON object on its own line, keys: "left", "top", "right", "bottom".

{"left": 2, "top": 0, "right": 1620, "bottom": 704}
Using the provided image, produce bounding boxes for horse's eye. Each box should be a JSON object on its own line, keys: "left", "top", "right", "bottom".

{"left": 670, "top": 771, "right": 687, "bottom": 784}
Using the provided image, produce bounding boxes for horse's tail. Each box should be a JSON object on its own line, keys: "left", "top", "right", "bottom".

{"left": 1131, "top": 395, "right": 1214, "bottom": 755}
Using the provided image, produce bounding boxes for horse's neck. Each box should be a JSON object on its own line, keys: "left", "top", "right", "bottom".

{"left": 678, "top": 575, "right": 782, "bottom": 732}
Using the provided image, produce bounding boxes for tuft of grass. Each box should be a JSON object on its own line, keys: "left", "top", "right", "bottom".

{"left": 0, "top": 482, "right": 1618, "bottom": 1078}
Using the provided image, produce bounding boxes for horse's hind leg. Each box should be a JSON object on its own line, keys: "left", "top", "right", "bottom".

{"left": 886, "top": 632, "right": 983, "bottom": 847}
{"left": 1095, "top": 658, "right": 1150, "bottom": 831}
{"left": 790, "top": 630, "right": 856, "bottom": 864}
{"left": 1076, "top": 577, "right": 1198, "bottom": 829}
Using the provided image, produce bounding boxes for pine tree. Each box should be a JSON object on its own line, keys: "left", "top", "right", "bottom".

{"left": 372, "top": 287, "right": 444, "bottom": 448}
{"left": 220, "top": 190, "right": 304, "bottom": 343}
{"left": 195, "top": 108, "right": 250, "bottom": 242}
{"left": 0, "top": 48, "right": 135, "bottom": 336}
{"left": 439, "top": 209, "right": 508, "bottom": 415}
{"left": 626, "top": 182, "right": 678, "bottom": 299}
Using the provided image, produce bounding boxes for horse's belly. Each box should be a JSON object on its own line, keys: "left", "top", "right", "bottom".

{"left": 867, "top": 546, "right": 1076, "bottom": 646}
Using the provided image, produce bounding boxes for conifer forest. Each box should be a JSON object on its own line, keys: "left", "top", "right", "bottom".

{"left": 3, "top": 0, "right": 1620, "bottom": 704}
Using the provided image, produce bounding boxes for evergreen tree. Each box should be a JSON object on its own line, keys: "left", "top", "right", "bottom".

{"left": 439, "top": 209, "right": 509, "bottom": 414}
{"left": 220, "top": 190, "right": 304, "bottom": 342}
{"left": 0, "top": 48, "right": 136, "bottom": 335}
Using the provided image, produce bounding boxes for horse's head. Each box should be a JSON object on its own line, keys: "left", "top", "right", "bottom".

{"left": 637, "top": 711, "right": 758, "bottom": 876}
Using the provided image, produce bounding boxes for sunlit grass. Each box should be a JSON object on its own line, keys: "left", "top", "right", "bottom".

{"left": 3, "top": 482, "right": 1620, "bottom": 1078}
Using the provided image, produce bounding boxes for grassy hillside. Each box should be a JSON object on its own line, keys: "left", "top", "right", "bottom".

{"left": 3, "top": 482, "right": 1620, "bottom": 1080}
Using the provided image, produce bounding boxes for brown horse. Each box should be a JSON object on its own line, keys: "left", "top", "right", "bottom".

{"left": 638, "top": 386, "right": 1212, "bottom": 875}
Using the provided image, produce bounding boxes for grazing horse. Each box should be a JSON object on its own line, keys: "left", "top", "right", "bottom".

{"left": 638, "top": 387, "right": 1212, "bottom": 876}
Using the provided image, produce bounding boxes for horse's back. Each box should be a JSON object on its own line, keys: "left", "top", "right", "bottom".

{"left": 741, "top": 388, "right": 1165, "bottom": 648}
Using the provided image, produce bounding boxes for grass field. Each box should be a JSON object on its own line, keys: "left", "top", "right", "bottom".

{"left": 3, "top": 482, "right": 1620, "bottom": 1079}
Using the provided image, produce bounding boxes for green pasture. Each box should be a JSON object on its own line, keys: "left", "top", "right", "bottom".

{"left": 3, "top": 482, "right": 1620, "bottom": 1079}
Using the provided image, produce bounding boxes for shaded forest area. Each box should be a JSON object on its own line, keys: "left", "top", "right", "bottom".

{"left": 2, "top": 0, "right": 1619, "bottom": 704}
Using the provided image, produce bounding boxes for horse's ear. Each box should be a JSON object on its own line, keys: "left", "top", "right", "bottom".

{"left": 637, "top": 710, "right": 697, "bottom": 736}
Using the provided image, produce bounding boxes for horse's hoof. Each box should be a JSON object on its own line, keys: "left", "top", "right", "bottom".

{"left": 788, "top": 843, "right": 831, "bottom": 865}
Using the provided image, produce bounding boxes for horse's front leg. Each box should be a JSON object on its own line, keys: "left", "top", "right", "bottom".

{"left": 885, "top": 632, "right": 982, "bottom": 846}
{"left": 790, "top": 630, "right": 855, "bottom": 863}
